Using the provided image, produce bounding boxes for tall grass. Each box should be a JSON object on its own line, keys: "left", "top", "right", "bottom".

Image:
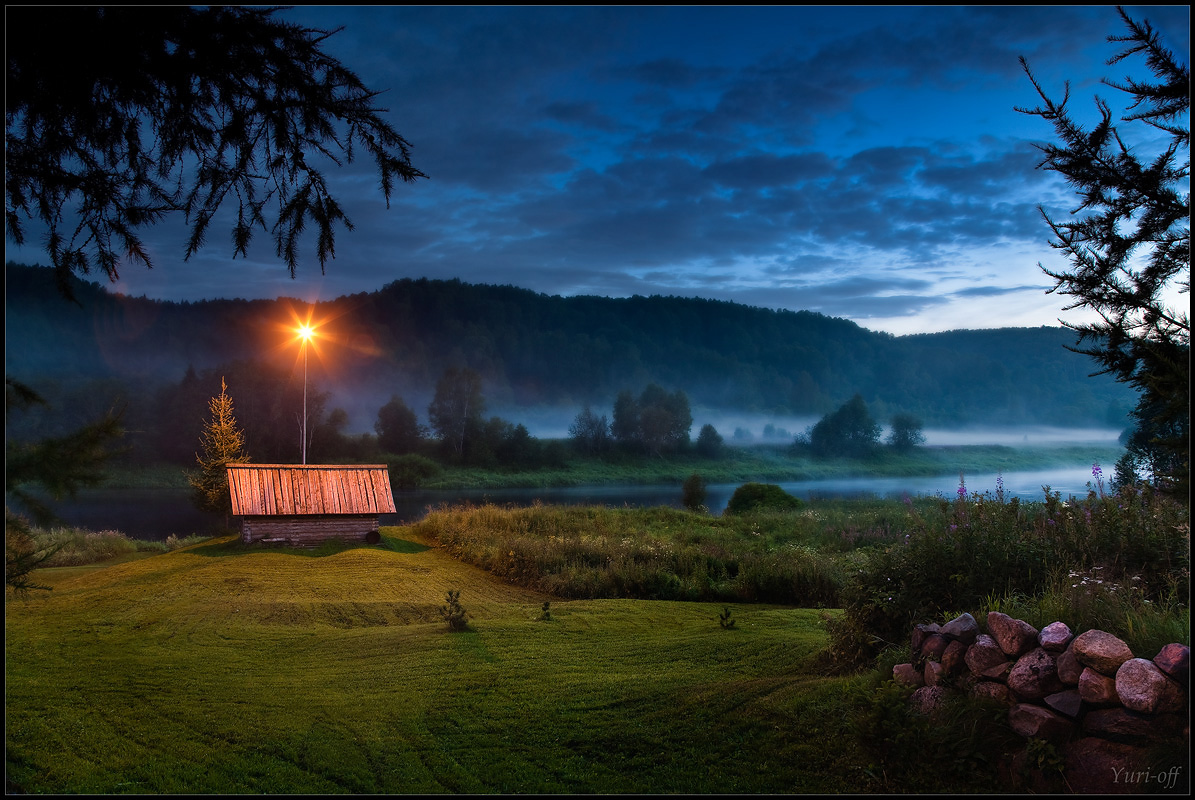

{"left": 408, "top": 484, "right": 1188, "bottom": 672}
{"left": 826, "top": 483, "right": 1190, "bottom": 667}
{"left": 29, "top": 526, "right": 211, "bottom": 567}
{"left": 410, "top": 503, "right": 850, "bottom": 607}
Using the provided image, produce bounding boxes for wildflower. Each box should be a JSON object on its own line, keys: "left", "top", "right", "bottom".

{"left": 1091, "top": 462, "right": 1106, "bottom": 497}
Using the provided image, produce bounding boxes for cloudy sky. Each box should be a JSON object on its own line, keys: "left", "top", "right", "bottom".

{"left": 6, "top": 5, "right": 1190, "bottom": 335}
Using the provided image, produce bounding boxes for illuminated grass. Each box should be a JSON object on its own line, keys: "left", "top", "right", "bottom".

{"left": 5, "top": 529, "right": 870, "bottom": 794}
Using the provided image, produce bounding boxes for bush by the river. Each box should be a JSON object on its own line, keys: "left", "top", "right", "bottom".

{"left": 724, "top": 482, "right": 802, "bottom": 514}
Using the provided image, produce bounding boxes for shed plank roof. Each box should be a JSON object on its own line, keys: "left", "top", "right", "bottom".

{"left": 226, "top": 465, "right": 396, "bottom": 516}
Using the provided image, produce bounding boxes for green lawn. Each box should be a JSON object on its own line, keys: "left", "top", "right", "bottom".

{"left": 5, "top": 529, "right": 875, "bottom": 794}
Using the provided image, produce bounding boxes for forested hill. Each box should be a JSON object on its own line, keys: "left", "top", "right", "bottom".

{"left": 4, "top": 262, "right": 1134, "bottom": 428}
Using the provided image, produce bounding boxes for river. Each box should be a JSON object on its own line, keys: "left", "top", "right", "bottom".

{"left": 23, "top": 465, "right": 1105, "bottom": 541}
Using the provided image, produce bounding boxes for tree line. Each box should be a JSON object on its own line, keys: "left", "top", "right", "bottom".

{"left": 5, "top": 263, "right": 1137, "bottom": 430}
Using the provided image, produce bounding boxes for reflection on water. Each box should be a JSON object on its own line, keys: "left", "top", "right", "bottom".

{"left": 29, "top": 465, "right": 1103, "bottom": 542}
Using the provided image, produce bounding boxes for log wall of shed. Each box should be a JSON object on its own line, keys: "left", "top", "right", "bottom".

{"left": 240, "top": 515, "right": 380, "bottom": 547}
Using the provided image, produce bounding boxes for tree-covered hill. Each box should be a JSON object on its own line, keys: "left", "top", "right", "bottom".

{"left": 4, "top": 262, "right": 1134, "bottom": 430}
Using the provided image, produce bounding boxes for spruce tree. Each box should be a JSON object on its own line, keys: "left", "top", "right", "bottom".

{"left": 1017, "top": 8, "right": 1189, "bottom": 494}
{"left": 189, "top": 378, "right": 250, "bottom": 520}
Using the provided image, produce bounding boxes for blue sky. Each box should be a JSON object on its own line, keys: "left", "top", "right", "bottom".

{"left": 6, "top": 5, "right": 1190, "bottom": 335}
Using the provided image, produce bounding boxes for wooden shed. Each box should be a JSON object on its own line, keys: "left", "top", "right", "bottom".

{"left": 226, "top": 464, "right": 396, "bottom": 547}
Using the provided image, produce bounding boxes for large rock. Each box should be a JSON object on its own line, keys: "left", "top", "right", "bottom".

{"left": 1008, "top": 647, "right": 1064, "bottom": 700}
{"left": 911, "top": 623, "right": 940, "bottom": 655}
{"left": 987, "top": 612, "right": 1038, "bottom": 658}
{"left": 919, "top": 633, "right": 949, "bottom": 663}
{"left": 1038, "top": 621, "right": 1073, "bottom": 653}
{"left": 1153, "top": 643, "right": 1190, "bottom": 685}
{"left": 1043, "top": 689, "right": 1083, "bottom": 719}
{"left": 924, "top": 659, "right": 945, "bottom": 686}
{"left": 965, "top": 634, "right": 1008, "bottom": 674}
{"left": 1063, "top": 737, "right": 1148, "bottom": 794}
{"left": 941, "top": 639, "right": 968, "bottom": 677}
{"left": 1078, "top": 666, "right": 1120, "bottom": 706}
{"left": 1115, "top": 657, "right": 1187, "bottom": 714}
{"left": 1056, "top": 644, "right": 1083, "bottom": 685}
{"left": 1072, "top": 629, "right": 1133, "bottom": 675}
{"left": 970, "top": 680, "right": 1015, "bottom": 706}
{"left": 1083, "top": 707, "right": 1187, "bottom": 742}
{"left": 893, "top": 663, "right": 924, "bottom": 688}
{"left": 940, "top": 612, "right": 978, "bottom": 645}
{"left": 1008, "top": 703, "right": 1075, "bottom": 743}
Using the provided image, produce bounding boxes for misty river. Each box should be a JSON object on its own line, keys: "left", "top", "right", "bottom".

{"left": 31, "top": 465, "right": 1106, "bottom": 542}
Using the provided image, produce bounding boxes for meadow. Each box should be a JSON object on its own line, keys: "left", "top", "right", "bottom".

{"left": 6, "top": 483, "right": 1188, "bottom": 793}
{"left": 7, "top": 528, "right": 874, "bottom": 794}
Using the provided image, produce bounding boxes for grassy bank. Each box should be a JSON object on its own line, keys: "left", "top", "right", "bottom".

{"left": 7, "top": 531, "right": 875, "bottom": 794}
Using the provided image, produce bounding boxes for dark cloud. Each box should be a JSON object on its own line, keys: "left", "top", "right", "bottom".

{"left": 8, "top": 5, "right": 1184, "bottom": 335}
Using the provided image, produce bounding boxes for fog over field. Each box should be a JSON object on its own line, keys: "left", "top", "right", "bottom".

{"left": 918, "top": 425, "right": 1122, "bottom": 447}
{"left": 476, "top": 407, "right": 1124, "bottom": 448}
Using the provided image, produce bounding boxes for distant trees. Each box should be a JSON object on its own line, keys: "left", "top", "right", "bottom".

{"left": 189, "top": 378, "right": 250, "bottom": 519}
{"left": 425, "top": 367, "right": 561, "bottom": 469}
{"left": 808, "top": 394, "right": 882, "bottom": 458}
{"left": 154, "top": 361, "right": 335, "bottom": 464}
{"left": 6, "top": 263, "right": 1141, "bottom": 432}
{"left": 1018, "top": 8, "right": 1189, "bottom": 494}
{"left": 5, "top": 7, "right": 425, "bottom": 297}
{"left": 375, "top": 395, "right": 426, "bottom": 455}
{"left": 611, "top": 391, "right": 640, "bottom": 445}
{"left": 695, "top": 424, "right": 724, "bottom": 458}
{"left": 569, "top": 406, "right": 612, "bottom": 456}
{"left": 428, "top": 367, "right": 485, "bottom": 460}
{"left": 611, "top": 384, "right": 692, "bottom": 455}
{"left": 887, "top": 413, "right": 926, "bottom": 452}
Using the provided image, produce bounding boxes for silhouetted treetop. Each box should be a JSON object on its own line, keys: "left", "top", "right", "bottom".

{"left": 5, "top": 6, "right": 426, "bottom": 299}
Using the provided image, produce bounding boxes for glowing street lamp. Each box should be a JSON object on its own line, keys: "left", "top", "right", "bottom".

{"left": 297, "top": 323, "right": 314, "bottom": 464}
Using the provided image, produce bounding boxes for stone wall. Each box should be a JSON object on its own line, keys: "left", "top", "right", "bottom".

{"left": 894, "top": 611, "right": 1189, "bottom": 794}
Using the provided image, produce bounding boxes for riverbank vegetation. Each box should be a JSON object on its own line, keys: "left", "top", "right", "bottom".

{"left": 92, "top": 440, "right": 1125, "bottom": 493}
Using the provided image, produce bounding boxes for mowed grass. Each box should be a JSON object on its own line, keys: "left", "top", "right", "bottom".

{"left": 5, "top": 528, "right": 869, "bottom": 794}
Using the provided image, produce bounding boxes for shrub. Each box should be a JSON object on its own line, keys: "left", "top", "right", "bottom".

{"left": 388, "top": 453, "right": 442, "bottom": 490}
{"left": 681, "top": 473, "right": 708, "bottom": 512}
{"left": 724, "top": 483, "right": 801, "bottom": 515}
